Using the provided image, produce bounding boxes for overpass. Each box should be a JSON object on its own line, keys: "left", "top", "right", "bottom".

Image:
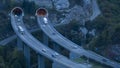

{"left": 0, "top": 0, "right": 101, "bottom": 46}
{"left": 36, "top": 8, "right": 120, "bottom": 68}
{"left": 10, "top": 7, "right": 88, "bottom": 68}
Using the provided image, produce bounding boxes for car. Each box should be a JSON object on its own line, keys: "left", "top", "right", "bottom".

{"left": 43, "top": 18, "right": 48, "bottom": 24}
{"left": 42, "top": 25, "right": 46, "bottom": 27}
{"left": 72, "top": 46, "right": 78, "bottom": 49}
{"left": 102, "top": 59, "right": 107, "bottom": 62}
{"left": 42, "top": 49, "right": 46, "bottom": 52}
{"left": 52, "top": 33, "right": 56, "bottom": 35}
{"left": 15, "top": 15, "right": 18, "bottom": 17}
{"left": 17, "top": 19, "right": 21, "bottom": 22}
{"left": 52, "top": 52, "right": 59, "bottom": 58}
{"left": 18, "top": 26, "right": 24, "bottom": 35}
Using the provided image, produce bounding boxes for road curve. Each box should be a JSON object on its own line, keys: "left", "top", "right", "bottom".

{"left": 0, "top": 0, "right": 100, "bottom": 46}
{"left": 0, "top": 28, "right": 40, "bottom": 46}
{"left": 10, "top": 7, "right": 88, "bottom": 68}
{"left": 36, "top": 8, "right": 120, "bottom": 68}
{"left": 90, "top": 0, "right": 101, "bottom": 20}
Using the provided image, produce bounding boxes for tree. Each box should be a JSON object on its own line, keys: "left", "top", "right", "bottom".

{"left": 22, "top": 1, "right": 36, "bottom": 15}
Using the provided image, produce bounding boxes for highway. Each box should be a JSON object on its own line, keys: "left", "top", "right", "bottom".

{"left": 0, "top": 19, "right": 67, "bottom": 46}
{"left": 36, "top": 8, "right": 120, "bottom": 68}
{"left": 0, "top": 28, "right": 40, "bottom": 46}
{"left": 0, "top": 35, "right": 16, "bottom": 45}
{"left": 0, "top": 0, "right": 100, "bottom": 46}
{"left": 10, "top": 7, "right": 88, "bottom": 68}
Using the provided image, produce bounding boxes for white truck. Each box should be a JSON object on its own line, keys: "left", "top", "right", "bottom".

{"left": 43, "top": 17, "right": 48, "bottom": 25}
{"left": 18, "top": 26, "right": 24, "bottom": 35}
{"left": 52, "top": 52, "right": 59, "bottom": 58}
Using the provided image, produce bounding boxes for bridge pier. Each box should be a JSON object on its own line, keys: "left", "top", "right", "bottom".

{"left": 43, "top": 33, "right": 48, "bottom": 46}
{"left": 38, "top": 55, "right": 45, "bottom": 68}
{"left": 53, "top": 43, "right": 60, "bottom": 53}
{"left": 52, "top": 62, "right": 68, "bottom": 68}
{"left": 24, "top": 45, "right": 30, "bottom": 68}
{"left": 17, "top": 37, "right": 23, "bottom": 50}
{"left": 39, "top": 33, "right": 48, "bottom": 68}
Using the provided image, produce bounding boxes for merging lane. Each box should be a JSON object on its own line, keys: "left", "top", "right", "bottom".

{"left": 0, "top": 28, "right": 40, "bottom": 46}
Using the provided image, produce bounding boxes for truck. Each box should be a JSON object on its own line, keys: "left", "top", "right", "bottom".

{"left": 43, "top": 17, "right": 48, "bottom": 24}
{"left": 18, "top": 26, "right": 24, "bottom": 35}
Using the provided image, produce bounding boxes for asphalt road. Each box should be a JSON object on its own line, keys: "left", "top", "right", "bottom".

{"left": 37, "top": 16, "right": 120, "bottom": 68}
{"left": 0, "top": 0, "right": 100, "bottom": 46}
{"left": 0, "top": 28, "right": 40, "bottom": 46}
{"left": 0, "top": 21, "right": 66, "bottom": 46}
{"left": 10, "top": 10, "right": 88, "bottom": 68}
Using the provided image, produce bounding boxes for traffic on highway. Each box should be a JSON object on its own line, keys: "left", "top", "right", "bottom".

{"left": 10, "top": 7, "right": 88, "bottom": 68}
{"left": 36, "top": 8, "right": 120, "bottom": 68}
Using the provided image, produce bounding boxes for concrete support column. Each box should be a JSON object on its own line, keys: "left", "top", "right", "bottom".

{"left": 24, "top": 45, "right": 30, "bottom": 68}
{"left": 38, "top": 33, "right": 48, "bottom": 68}
{"left": 69, "top": 52, "right": 81, "bottom": 60}
{"left": 17, "top": 37, "right": 23, "bottom": 51}
{"left": 38, "top": 55, "right": 45, "bottom": 68}
{"left": 43, "top": 33, "right": 48, "bottom": 46}
{"left": 53, "top": 43, "right": 60, "bottom": 53}
{"left": 52, "top": 62, "right": 68, "bottom": 68}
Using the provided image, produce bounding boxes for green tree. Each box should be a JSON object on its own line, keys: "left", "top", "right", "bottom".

{"left": 22, "top": 1, "right": 36, "bottom": 15}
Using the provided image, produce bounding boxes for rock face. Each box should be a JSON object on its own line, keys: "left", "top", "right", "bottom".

{"left": 60, "top": 5, "right": 86, "bottom": 25}
{"left": 79, "top": 27, "right": 88, "bottom": 38}
{"left": 89, "top": 29, "right": 96, "bottom": 36}
{"left": 89, "top": 0, "right": 101, "bottom": 20}
{"left": 52, "top": 0, "right": 70, "bottom": 11}
{"left": 83, "top": 0, "right": 91, "bottom": 5}
{"left": 30, "top": 0, "right": 53, "bottom": 8}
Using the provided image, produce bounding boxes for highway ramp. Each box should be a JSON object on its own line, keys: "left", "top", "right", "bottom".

{"left": 10, "top": 7, "right": 88, "bottom": 68}
{"left": 36, "top": 8, "right": 120, "bottom": 68}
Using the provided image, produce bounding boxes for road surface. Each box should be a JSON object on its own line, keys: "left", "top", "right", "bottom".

{"left": 37, "top": 15, "right": 120, "bottom": 68}
{"left": 10, "top": 7, "right": 88, "bottom": 68}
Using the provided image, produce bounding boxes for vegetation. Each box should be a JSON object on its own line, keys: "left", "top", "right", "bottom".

{"left": 0, "top": 43, "right": 25, "bottom": 68}
{"left": 84, "top": 0, "right": 120, "bottom": 62}
{"left": 57, "top": 0, "right": 120, "bottom": 62}
{"left": 74, "top": 57, "right": 110, "bottom": 68}
{"left": 0, "top": 0, "right": 38, "bottom": 40}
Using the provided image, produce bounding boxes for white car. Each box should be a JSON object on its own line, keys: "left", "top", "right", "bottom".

{"left": 18, "top": 26, "right": 24, "bottom": 35}
{"left": 17, "top": 19, "right": 21, "bottom": 22}
{"left": 72, "top": 46, "right": 78, "bottom": 49}
{"left": 43, "top": 17, "right": 48, "bottom": 24}
{"left": 15, "top": 15, "right": 18, "bottom": 17}
{"left": 52, "top": 52, "right": 59, "bottom": 58}
{"left": 42, "top": 49, "right": 47, "bottom": 52}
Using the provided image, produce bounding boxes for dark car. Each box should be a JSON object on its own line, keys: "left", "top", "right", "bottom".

{"left": 102, "top": 59, "right": 107, "bottom": 62}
